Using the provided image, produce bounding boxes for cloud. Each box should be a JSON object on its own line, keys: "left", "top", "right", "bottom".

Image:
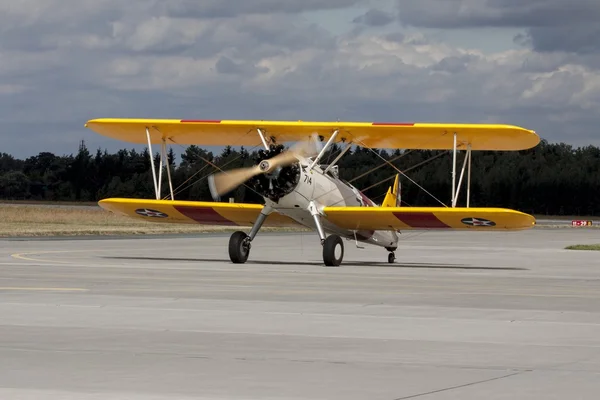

{"left": 0, "top": 0, "right": 599, "bottom": 159}
{"left": 396, "top": 0, "right": 600, "bottom": 54}
{"left": 164, "top": 0, "right": 363, "bottom": 18}
{"left": 353, "top": 9, "right": 396, "bottom": 27}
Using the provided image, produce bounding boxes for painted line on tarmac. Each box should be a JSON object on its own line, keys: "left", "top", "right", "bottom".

{"left": 0, "top": 287, "right": 88, "bottom": 292}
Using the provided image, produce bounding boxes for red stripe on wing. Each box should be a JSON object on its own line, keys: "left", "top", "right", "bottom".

{"left": 174, "top": 206, "right": 237, "bottom": 226}
{"left": 393, "top": 212, "right": 450, "bottom": 228}
{"left": 180, "top": 120, "right": 222, "bottom": 123}
{"left": 372, "top": 122, "right": 415, "bottom": 126}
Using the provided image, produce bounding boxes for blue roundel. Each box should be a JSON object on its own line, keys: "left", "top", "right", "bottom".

{"left": 135, "top": 208, "right": 168, "bottom": 218}
{"left": 461, "top": 217, "right": 496, "bottom": 227}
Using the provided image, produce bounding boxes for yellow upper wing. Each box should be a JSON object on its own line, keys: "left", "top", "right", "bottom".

{"left": 322, "top": 206, "right": 536, "bottom": 231}
{"left": 85, "top": 119, "right": 539, "bottom": 151}
{"left": 98, "top": 198, "right": 302, "bottom": 228}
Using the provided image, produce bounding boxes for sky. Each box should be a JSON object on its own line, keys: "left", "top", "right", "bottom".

{"left": 1, "top": 0, "right": 599, "bottom": 159}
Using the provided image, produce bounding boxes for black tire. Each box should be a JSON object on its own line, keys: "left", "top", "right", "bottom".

{"left": 229, "top": 231, "right": 250, "bottom": 264}
{"left": 323, "top": 235, "right": 344, "bottom": 267}
{"left": 388, "top": 252, "right": 395, "bottom": 264}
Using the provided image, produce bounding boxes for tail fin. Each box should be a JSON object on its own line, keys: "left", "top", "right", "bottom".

{"left": 382, "top": 174, "right": 401, "bottom": 207}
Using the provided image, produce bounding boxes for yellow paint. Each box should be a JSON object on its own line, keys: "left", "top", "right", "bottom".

{"left": 98, "top": 198, "right": 302, "bottom": 227}
{"left": 322, "top": 207, "right": 536, "bottom": 231}
{"left": 98, "top": 199, "right": 535, "bottom": 231}
{"left": 11, "top": 250, "right": 80, "bottom": 264}
{"left": 85, "top": 118, "right": 540, "bottom": 151}
{"left": 381, "top": 174, "right": 400, "bottom": 208}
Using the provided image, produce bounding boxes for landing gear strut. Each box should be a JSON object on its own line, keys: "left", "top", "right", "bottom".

{"left": 308, "top": 201, "right": 344, "bottom": 266}
{"left": 228, "top": 205, "right": 272, "bottom": 264}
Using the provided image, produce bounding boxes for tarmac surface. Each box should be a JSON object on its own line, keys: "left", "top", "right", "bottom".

{"left": 1, "top": 229, "right": 600, "bottom": 399}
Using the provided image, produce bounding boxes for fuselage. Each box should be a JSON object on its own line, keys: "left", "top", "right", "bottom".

{"left": 263, "top": 158, "right": 399, "bottom": 250}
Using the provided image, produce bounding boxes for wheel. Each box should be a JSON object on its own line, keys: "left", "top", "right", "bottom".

{"left": 229, "top": 231, "right": 250, "bottom": 264}
{"left": 388, "top": 252, "right": 395, "bottom": 264}
{"left": 323, "top": 235, "right": 344, "bottom": 267}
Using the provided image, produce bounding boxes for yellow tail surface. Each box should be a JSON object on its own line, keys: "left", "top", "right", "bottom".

{"left": 382, "top": 174, "right": 401, "bottom": 207}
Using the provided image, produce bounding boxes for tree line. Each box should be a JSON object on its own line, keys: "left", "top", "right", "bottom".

{"left": 1, "top": 139, "right": 599, "bottom": 216}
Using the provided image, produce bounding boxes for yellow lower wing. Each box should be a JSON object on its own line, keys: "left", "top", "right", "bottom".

{"left": 98, "top": 198, "right": 301, "bottom": 227}
{"left": 322, "top": 207, "right": 535, "bottom": 230}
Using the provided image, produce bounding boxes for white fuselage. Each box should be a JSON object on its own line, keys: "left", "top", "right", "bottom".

{"left": 264, "top": 159, "right": 399, "bottom": 249}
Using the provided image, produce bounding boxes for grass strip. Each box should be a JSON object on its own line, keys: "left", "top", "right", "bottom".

{"left": 565, "top": 244, "right": 600, "bottom": 251}
{"left": 0, "top": 205, "right": 307, "bottom": 237}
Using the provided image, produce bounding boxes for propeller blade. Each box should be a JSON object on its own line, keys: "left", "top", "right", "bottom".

{"left": 266, "top": 140, "right": 319, "bottom": 169}
{"left": 311, "top": 133, "right": 324, "bottom": 152}
{"left": 266, "top": 150, "right": 300, "bottom": 169}
{"left": 207, "top": 139, "right": 320, "bottom": 201}
{"left": 208, "top": 165, "right": 262, "bottom": 200}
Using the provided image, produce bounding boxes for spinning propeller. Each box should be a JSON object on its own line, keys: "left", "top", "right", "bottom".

{"left": 208, "top": 138, "right": 319, "bottom": 201}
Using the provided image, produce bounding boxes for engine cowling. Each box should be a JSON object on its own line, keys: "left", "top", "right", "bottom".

{"left": 247, "top": 145, "right": 301, "bottom": 202}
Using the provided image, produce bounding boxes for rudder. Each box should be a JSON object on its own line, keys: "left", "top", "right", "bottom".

{"left": 382, "top": 174, "right": 401, "bottom": 207}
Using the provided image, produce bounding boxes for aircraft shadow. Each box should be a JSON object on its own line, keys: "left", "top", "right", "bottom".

{"left": 104, "top": 256, "right": 526, "bottom": 271}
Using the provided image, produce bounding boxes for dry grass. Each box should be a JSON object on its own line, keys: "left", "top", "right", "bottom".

{"left": 0, "top": 204, "right": 305, "bottom": 237}
{"left": 565, "top": 244, "right": 600, "bottom": 251}
{"left": 0, "top": 200, "right": 98, "bottom": 207}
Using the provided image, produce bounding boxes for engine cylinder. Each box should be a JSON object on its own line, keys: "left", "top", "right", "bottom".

{"left": 247, "top": 145, "right": 301, "bottom": 202}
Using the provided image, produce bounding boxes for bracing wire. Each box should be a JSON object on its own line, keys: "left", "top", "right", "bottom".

{"left": 159, "top": 126, "right": 453, "bottom": 209}
{"left": 348, "top": 135, "right": 449, "bottom": 208}
{"left": 328, "top": 149, "right": 448, "bottom": 206}
{"left": 368, "top": 150, "right": 450, "bottom": 204}
{"left": 165, "top": 137, "right": 265, "bottom": 200}
{"left": 165, "top": 142, "right": 261, "bottom": 200}
{"left": 161, "top": 127, "right": 260, "bottom": 200}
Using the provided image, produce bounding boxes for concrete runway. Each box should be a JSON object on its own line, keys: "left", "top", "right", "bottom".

{"left": 1, "top": 229, "right": 600, "bottom": 399}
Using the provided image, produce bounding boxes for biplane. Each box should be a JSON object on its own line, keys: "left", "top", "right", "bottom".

{"left": 85, "top": 119, "right": 540, "bottom": 266}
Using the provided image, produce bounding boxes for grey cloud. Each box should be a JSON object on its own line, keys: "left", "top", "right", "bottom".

{"left": 353, "top": 9, "right": 396, "bottom": 27}
{"left": 0, "top": 1, "right": 342, "bottom": 56}
{"left": 396, "top": 0, "right": 600, "bottom": 54}
{"left": 1, "top": 0, "right": 600, "bottom": 159}
{"left": 164, "top": 0, "right": 362, "bottom": 18}
{"left": 234, "top": 16, "right": 336, "bottom": 52}
{"left": 431, "top": 55, "right": 479, "bottom": 73}
{"left": 397, "top": 0, "right": 600, "bottom": 28}
{"left": 527, "top": 25, "right": 600, "bottom": 54}
{"left": 517, "top": 52, "right": 570, "bottom": 73}
{"left": 384, "top": 32, "right": 405, "bottom": 43}
{"left": 216, "top": 56, "right": 243, "bottom": 74}
{"left": 215, "top": 56, "right": 268, "bottom": 77}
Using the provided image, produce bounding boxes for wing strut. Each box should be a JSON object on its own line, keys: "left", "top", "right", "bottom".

{"left": 145, "top": 126, "right": 175, "bottom": 201}
{"left": 309, "top": 129, "right": 339, "bottom": 169}
{"left": 324, "top": 141, "right": 352, "bottom": 174}
{"left": 467, "top": 144, "right": 472, "bottom": 207}
{"left": 452, "top": 132, "right": 457, "bottom": 206}
{"left": 450, "top": 136, "right": 472, "bottom": 208}
{"left": 161, "top": 138, "right": 175, "bottom": 201}
{"left": 257, "top": 128, "right": 270, "bottom": 151}
{"left": 146, "top": 127, "right": 160, "bottom": 200}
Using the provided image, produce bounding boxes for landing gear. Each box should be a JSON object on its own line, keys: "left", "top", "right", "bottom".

{"left": 386, "top": 246, "right": 396, "bottom": 264}
{"left": 228, "top": 205, "right": 272, "bottom": 264}
{"left": 388, "top": 252, "right": 395, "bottom": 264}
{"left": 323, "top": 235, "right": 344, "bottom": 267}
{"left": 229, "top": 231, "right": 251, "bottom": 263}
{"left": 308, "top": 201, "right": 344, "bottom": 266}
